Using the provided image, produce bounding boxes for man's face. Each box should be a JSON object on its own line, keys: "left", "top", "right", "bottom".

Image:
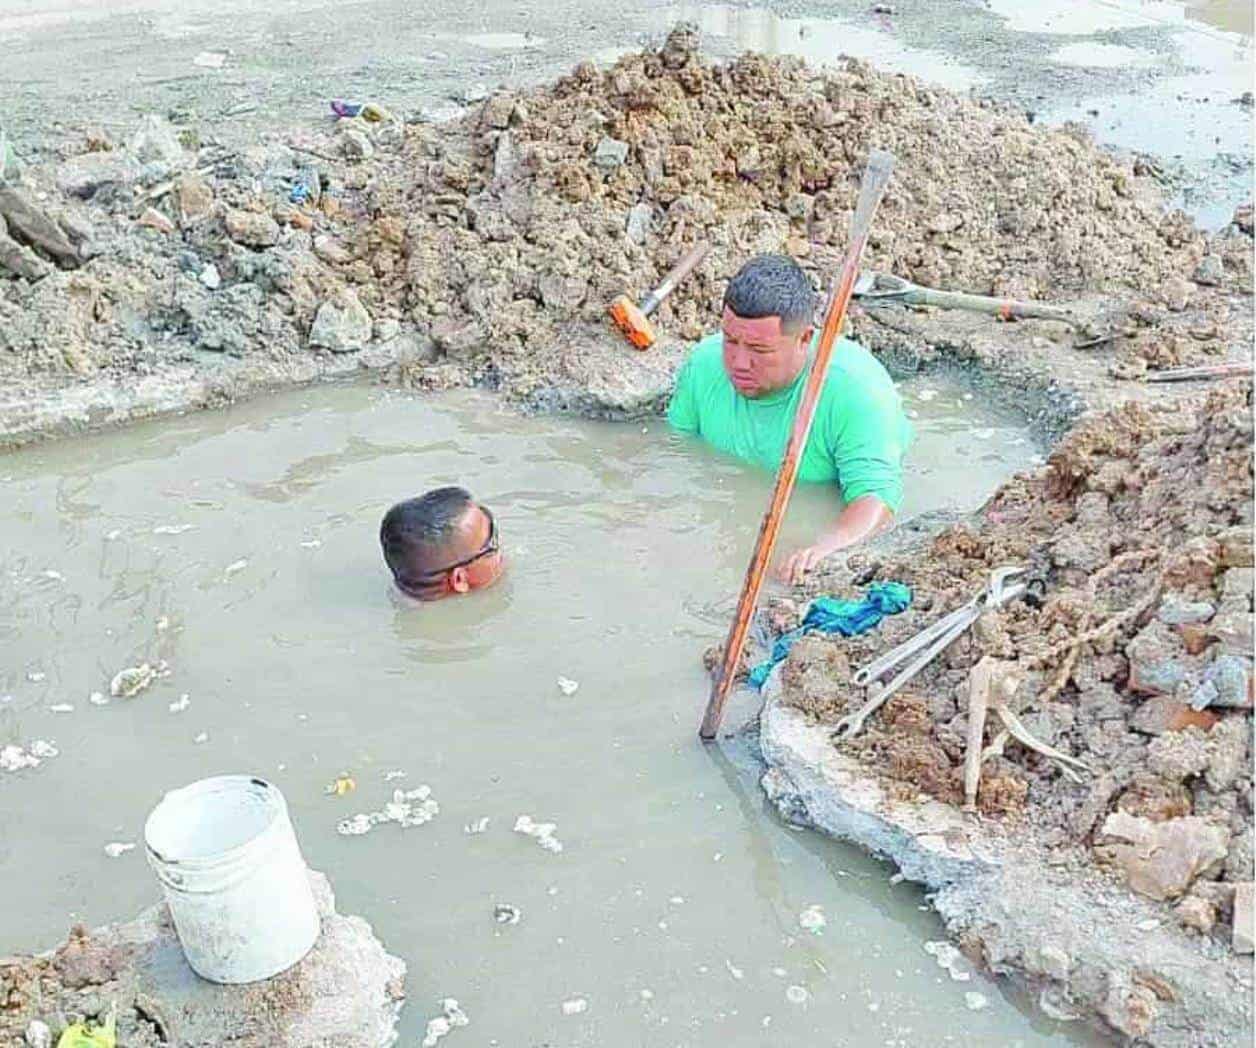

{"left": 720, "top": 309, "right": 813, "bottom": 399}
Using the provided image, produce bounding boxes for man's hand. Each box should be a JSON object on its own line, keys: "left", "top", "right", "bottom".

{"left": 777, "top": 539, "right": 844, "bottom": 585}
{"left": 775, "top": 495, "right": 895, "bottom": 586}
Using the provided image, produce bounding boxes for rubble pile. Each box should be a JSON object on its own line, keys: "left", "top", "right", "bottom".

{"left": 779, "top": 381, "right": 1254, "bottom": 950}
{"left": 0, "top": 28, "right": 1244, "bottom": 403}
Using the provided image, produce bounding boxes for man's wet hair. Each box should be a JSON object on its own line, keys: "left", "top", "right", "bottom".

{"left": 724, "top": 254, "right": 817, "bottom": 333}
{"left": 380, "top": 486, "right": 474, "bottom": 594}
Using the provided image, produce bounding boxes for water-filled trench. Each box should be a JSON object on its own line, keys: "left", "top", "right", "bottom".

{"left": 0, "top": 377, "right": 1103, "bottom": 1045}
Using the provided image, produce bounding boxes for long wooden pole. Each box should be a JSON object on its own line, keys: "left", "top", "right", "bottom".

{"left": 699, "top": 149, "right": 896, "bottom": 741}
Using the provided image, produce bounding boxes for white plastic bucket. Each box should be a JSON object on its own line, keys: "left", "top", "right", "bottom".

{"left": 144, "top": 775, "right": 320, "bottom": 984}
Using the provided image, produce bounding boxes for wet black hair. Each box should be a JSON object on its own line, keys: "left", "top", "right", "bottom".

{"left": 723, "top": 254, "right": 817, "bottom": 333}
{"left": 380, "top": 486, "right": 475, "bottom": 593}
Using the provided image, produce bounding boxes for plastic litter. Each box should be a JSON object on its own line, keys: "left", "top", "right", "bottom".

{"left": 1, "top": 740, "right": 58, "bottom": 772}
{"left": 104, "top": 842, "right": 135, "bottom": 858}
{"left": 924, "top": 940, "right": 972, "bottom": 982}
{"left": 49, "top": 703, "right": 74, "bottom": 713}
{"left": 337, "top": 786, "right": 438, "bottom": 836}
{"left": 330, "top": 100, "right": 392, "bottom": 122}
{"left": 557, "top": 676, "right": 579, "bottom": 696}
{"left": 561, "top": 997, "right": 588, "bottom": 1016}
{"left": 193, "top": 51, "right": 227, "bottom": 69}
{"left": 493, "top": 903, "right": 521, "bottom": 924}
{"left": 798, "top": 904, "right": 827, "bottom": 935}
{"left": 965, "top": 991, "right": 989, "bottom": 1011}
{"left": 749, "top": 582, "right": 913, "bottom": 688}
{"left": 152, "top": 524, "right": 196, "bottom": 535}
{"left": 89, "top": 692, "right": 108, "bottom": 706}
{"left": 224, "top": 559, "right": 248, "bottom": 576}
{"left": 109, "top": 662, "right": 160, "bottom": 698}
{"left": 193, "top": 732, "right": 209, "bottom": 744}
{"left": 42, "top": 570, "right": 64, "bottom": 581}
{"left": 421, "top": 999, "right": 469, "bottom": 1047}
{"left": 725, "top": 959, "right": 744, "bottom": 980}
{"left": 464, "top": 816, "right": 490, "bottom": 834}
{"left": 785, "top": 985, "right": 809, "bottom": 1004}
{"left": 169, "top": 694, "right": 190, "bottom": 713}
{"left": 28, "top": 671, "right": 46, "bottom": 682}
{"left": 324, "top": 773, "right": 356, "bottom": 797}
{"left": 514, "top": 814, "right": 564, "bottom": 853}
{"left": 55, "top": 1003, "right": 116, "bottom": 1048}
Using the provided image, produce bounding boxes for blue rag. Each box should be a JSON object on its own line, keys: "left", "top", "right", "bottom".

{"left": 748, "top": 581, "right": 913, "bottom": 689}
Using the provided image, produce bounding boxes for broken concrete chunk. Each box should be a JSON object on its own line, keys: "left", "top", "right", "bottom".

{"left": 1217, "top": 525, "right": 1254, "bottom": 568}
{"left": 481, "top": 93, "right": 515, "bottom": 130}
{"left": 128, "top": 114, "right": 185, "bottom": 166}
{"left": 1194, "top": 655, "right": 1253, "bottom": 710}
{"left": 313, "top": 234, "right": 353, "bottom": 265}
{"left": 0, "top": 216, "right": 52, "bottom": 281}
{"left": 1234, "top": 883, "right": 1254, "bottom": 954}
{"left": 1098, "top": 813, "right": 1231, "bottom": 901}
{"left": 1204, "top": 716, "right": 1250, "bottom": 791}
{"left": 55, "top": 151, "right": 139, "bottom": 198}
{"left": 1221, "top": 567, "right": 1255, "bottom": 605}
{"left": 0, "top": 186, "right": 82, "bottom": 267}
{"left": 421, "top": 998, "right": 469, "bottom": 1046}
{"left": 1192, "top": 254, "right": 1224, "bottom": 286}
{"left": 1226, "top": 827, "right": 1254, "bottom": 883}
{"left": 429, "top": 316, "right": 484, "bottom": 359}
{"left": 224, "top": 208, "right": 280, "bottom": 248}
{"left": 1156, "top": 598, "right": 1215, "bottom": 626}
{"left": 1125, "top": 622, "right": 1190, "bottom": 696}
{"left": 594, "top": 136, "right": 630, "bottom": 171}
{"left": 309, "top": 290, "right": 372, "bottom": 352}
{"left": 1147, "top": 727, "right": 1210, "bottom": 781}
{"left": 341, "top": 129, "right": 375, "bottom": 161}
{"left": 1174, "top": 894, "right": 1216, "bottom": 933}
{"left": 625, "top": 202, "right": 652, "bottom": 244}
{"left": 24, "top": 1019, "right": 52, "bottom": 1048}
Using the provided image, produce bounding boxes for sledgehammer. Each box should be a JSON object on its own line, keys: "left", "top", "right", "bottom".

{"left": 609, "top": 242, "right": 710, "bottom": 349}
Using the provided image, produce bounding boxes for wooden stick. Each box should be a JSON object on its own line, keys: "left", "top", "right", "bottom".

{"left": 699, "top": 149, "right": 895, "bottom": 741}
{"left": 1146, "top": 361, "right": 1253, "bottom": 383}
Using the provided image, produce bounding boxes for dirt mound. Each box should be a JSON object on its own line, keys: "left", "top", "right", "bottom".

{"left": 778, "top": 380, "right": 1254, "bottom": 943}
{"left": 1, "top": 26, "right": 1245, "bottom": 408}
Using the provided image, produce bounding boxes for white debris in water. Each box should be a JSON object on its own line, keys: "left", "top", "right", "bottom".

{"left": 561, "top": 997, "right": 588, "bottom": 1016}
{"left": 384, "top": 770, "right": 408, "bottom": 780}
{"left": 110, "top": 662, "right": 160, "bottom": 698}
{"left": 639, "top": 989, "right": 654, "bottom": 1001}
{"left": 421, "top": 999, "right": 469, "bottom": 1047}
{"left": 27, "top": 671, "right": 46, "bottom": 683}
{"left": 169, "top": 694, "right": 190, "bottom": 713}
{"left": 224, "top": 559, "right": 249, "bottom": 576}
{"left": 193, "top": 732, "right": 209, "bottom": 744}
{"left": 785, "top": 985, "right": 809, "bottom": 1005}
{"left": 299, "top": 539, "right": 322, "bottom": 549}
{"left": 972, "top": 427, "right": 995, "bottom": 440}
{"left": 42, "top": 570, "right": 64, "bottom": 581}
{"left": 514, "top": 814, "right": 563, "bottom": 853}
{"left": 89, "top": 691, "right": 108, "bottom": 706}
{"left": 771, "top": 967, "right": 787, "bottom": 978}
{"left": 153, "top": 524, "right": 196, "bottom": 535}
{"left": 917, "top": 388, "right": 939, "bottom": 401}
{"left": 464, "top": 816, "right": 490, "bottom": 834}
{"left": 25, "top": 1019, "right": 52, "bottom": 1048}
{"left": 493, "top": 903, "right": 521, "bottom": 925}
{"left": 556, "top": 676, "right": 579, "bottom": 696}
{"left": 1, "top": 740, "right": 59, "bottom": 772}
{"left": 338, "top": 786, "right": 439, "bottom": 836}
{"left": 669, "top": 895, "right": 685, "bottom": 905}
{"left": 924, "top": 940, "right": 972, "bottom": 982}
{"left": 798, "top": 904, "right": 827, "bottom": 934}
{"left": 48, "top": 704, "right": 74, "bottom": 713}
{"left": 965, "top": 991, "right": 989, "bottom": 1011}
{"left": 104, "top": 842, "right": 136, "bottom": 858}
{"left": 105, "top": 529, "right": 121, "bottom": 540}
{"left": 156, "top": 616, "right": 170, "bottom": 632}
{"left": 725, "top": 959, "right": 744, "bottom": 980}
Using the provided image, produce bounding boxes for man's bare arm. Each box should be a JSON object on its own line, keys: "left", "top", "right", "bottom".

{"left": 777, "top": 495, "right": 894, "bottom": 585}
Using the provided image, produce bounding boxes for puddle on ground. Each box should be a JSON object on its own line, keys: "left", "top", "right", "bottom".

{"left": 0, "top": 376, "right": 1100, "bottom": 1046}
{"left": 667, "top": 2, "right": 986, "bottom": 91}
{"left": 986, "top": 0, "right": 1251, "bottom": 37}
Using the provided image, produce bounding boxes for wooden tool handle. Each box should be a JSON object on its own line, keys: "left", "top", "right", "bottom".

{"left": 641, "top": 241, "right": 711, "bottom": 316}
{"left": 699, "top": 151, "right": 895, "bottom": 741}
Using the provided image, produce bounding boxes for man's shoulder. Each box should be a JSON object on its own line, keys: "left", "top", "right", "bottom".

{"left": 824, "top": 338, "right": 897, "bottom": 396}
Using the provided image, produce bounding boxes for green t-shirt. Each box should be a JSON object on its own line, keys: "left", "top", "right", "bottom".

{"left": 666, "top": 333, "right": 912, "bottom": 511}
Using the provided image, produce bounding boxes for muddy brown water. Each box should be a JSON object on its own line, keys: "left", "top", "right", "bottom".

{"left": 0, "top": 376, "right": 1104, "bottom": 1045}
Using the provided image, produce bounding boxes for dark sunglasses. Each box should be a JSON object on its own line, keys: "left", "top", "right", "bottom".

{"left": 412, "top": 506, "right": 499, "bottom": 581}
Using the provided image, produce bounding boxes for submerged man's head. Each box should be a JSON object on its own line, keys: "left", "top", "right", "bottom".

{"left": 720, "top": 254, "right": 817, "bottom": 399}
{"left": 380, "top": 487, "right": 503, "bottom": 601}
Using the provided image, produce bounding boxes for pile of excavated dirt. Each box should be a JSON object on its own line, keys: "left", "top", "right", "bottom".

{"left": 1, "top": 27, "right": 1249, "bottom": 418}
{"left": 775, "top": 380, "right": 1254, "bottom": 951}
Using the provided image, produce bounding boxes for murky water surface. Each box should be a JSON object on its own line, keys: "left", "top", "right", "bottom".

{"left": 0, "top": 377, "right": 1101, "bottom": 1045}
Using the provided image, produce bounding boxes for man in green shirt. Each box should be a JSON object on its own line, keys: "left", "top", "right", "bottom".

{"left": 668, "top": 254, "right": 911, "bottom": 583}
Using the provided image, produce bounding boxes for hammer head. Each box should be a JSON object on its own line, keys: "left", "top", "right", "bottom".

{"left": 608, "top": 294, "right": 656, "bottom": 350}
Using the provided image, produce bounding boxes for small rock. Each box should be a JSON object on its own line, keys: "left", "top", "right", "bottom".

{"left": 1098, "top": 812, "right": 1230, "bottom": 900}
{"left": 625, "top": 202, "right": 652, "bottom": 244}
{"left": 461, "top": 84, "right": 491, "bottom": 104}
{"left": 1192, "top": 254, "right": 1225, "bottom": 286}
{"left": 1195, "top": 655, "right": 1253, "bottom": 710}
{"left": 374, "top": 318, "right": 401, "bottom": 342}
{"left": 1130, "top": 696, "right": 1212, "bottom": 736}
{"left": 24, "top": 1020, "right": 52, "bottom": 1048}
{"left": 110, "top": 663, "right": 157, "bottom": 698}
{"left": 1157, "top": 598, "right": 1215, "bottom": 626}
{"left": 199, "top": 264, "right": 221, "bottom": 290}
{"left": 56, "top": 152, "right": 139, "bottom": 198}
{"left": 1226, "top": 828, "right": 1254, "bottom": 883}
{"left": 309, "top": 289, "right": 372, "bottom": 352}
{"left": 1221, "top": 567, "right": 1255, "bottom": 604}
{"left": 1204, "top": 716, "right": 1250, "bottom": 791}
{"left": 785, "top": 985, "right": 809, "bottom": 1004}
{"left": 1218, "top": 526, "right": 1254, "bottom": 568}
{"left": 341, "top": 129, "right": 375, "bottom": 161}
{"left": 1147, "top": 727, "right": 1210, "bottom": 781}
{"left": 224, "top": 208, "right": 280, "bottom": 248}
{"left": 176, "top": 172, "right": 214, "bottom": 227}
{"left": 1234, "top": 883, "right": 1254, "bottom": 954}
{"left": 593, "top": 136, "right": 630, "bottom": 171}
{"left": 128, "top": 114, "right": 185, "bottom": 166}
{"left": 1126, "top": 623, "right": 1189, "bottom": 696}
{"left": 481, "top": 93, "right": 514, "bottom": 130}
{"left": 137, "top": 207, "right": 175, "bottom": 235}
{"left": 1175, "top": 894, "right": 1216, "bottom": 933}
{"left": 1036, "top": 944, "right": 1071, "bottom": 981}
{"left": 429, "top": 317, "right": 484, "bottom": 359}
{"left": 313, "top": 234, "right": 353, "bottom": 265}
{"left": 1162, "top": 277, "right": 1194, "bottom": 311}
